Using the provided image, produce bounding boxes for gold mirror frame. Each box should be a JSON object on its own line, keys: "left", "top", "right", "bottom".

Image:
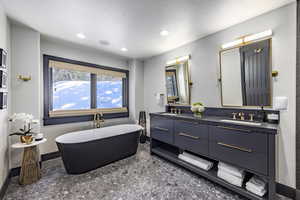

{"left": 165, "top": 57, "right": 192, "bottom": 106}
{"left": 219, "top": 38, "right": 273, "bottom": 108}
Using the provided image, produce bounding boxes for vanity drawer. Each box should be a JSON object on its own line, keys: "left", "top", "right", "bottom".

{"left": 174, "top": 120, "right": 209, "bottom": 156}
{"left": 209, "top": 126, "right": 268, "bottom": 175}
{"left": 151, "top": 116, "right": 174, "bottom": 145}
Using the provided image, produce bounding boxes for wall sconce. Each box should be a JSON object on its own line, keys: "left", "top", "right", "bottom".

{"left": 272, "top": 70, "right": 279, "bottom": 77}
{"left": 17, "top": 75, "right": 31, "bottom": 82}
{"left": 221, "top": 30, "right": 273, "bottom": 49}
{"left": 166, "top": 55, "right": 190, "bottom": 66}
{"left": 221, "top": 39, "right": 243, "bottom": 49}
{"left": 244, "top": 30, "right": 273, "bottom": 43}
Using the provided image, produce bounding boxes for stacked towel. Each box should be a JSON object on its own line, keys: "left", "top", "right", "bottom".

{"left": 178, "top": 152, "right": 213, "bottom": 171}
{"left": 246, "top": 176, "right": 267, "bottom": 197}
{"left": 218, "top": 162, "right": 245, "bottom": 179}
{"left": 217, "top": 170, "right": 244, "bottom": 187}
{"left": 217, "top": 162, "right": 245, "bottom": 187}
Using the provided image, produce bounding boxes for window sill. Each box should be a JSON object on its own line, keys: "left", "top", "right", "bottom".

{"left": 43, "top": 112, "right": 129, "bottom": 126}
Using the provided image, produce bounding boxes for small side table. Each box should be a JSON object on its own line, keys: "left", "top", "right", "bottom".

{"left": 11, "top": 138, "right": 47, "bottom": 185}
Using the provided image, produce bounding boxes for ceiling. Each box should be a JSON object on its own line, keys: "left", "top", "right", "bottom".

{"left": 0, "top": 0, "right": 295, "bottom": 59}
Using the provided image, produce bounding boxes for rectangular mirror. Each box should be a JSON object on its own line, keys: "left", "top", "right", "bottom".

{"left": 165, "top": 61, "right": 190, "bottom": 105}
{"left": 220, "top": 39, "right": 271, "bottom": 107}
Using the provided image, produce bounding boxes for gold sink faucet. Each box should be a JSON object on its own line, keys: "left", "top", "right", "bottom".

{"left": 238, "top": 112, "right": 245, "bottom": 121}
{"left": 94, "top": 112, "right": 104, "bottom": 128}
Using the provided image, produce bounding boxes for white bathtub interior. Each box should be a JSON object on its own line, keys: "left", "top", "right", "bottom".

{"left": 55, "top": 124, "right": 143, "bottom": 144}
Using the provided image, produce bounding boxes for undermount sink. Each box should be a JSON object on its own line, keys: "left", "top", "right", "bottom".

{"left": 220, "top": 119, "right": 262, "bottom": 126}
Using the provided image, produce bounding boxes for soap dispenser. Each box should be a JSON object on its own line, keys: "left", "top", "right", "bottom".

{"left": 261, "top": 106, "right": 267, "bottom": 122}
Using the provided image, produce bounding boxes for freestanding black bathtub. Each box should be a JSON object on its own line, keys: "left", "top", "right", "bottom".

{"left": 56, "top": 124, "right": 143, "bottom": 174}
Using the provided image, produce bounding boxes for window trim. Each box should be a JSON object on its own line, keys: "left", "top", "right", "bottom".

{"left": 43, "top": 54, "right": 129, "bottom": 126}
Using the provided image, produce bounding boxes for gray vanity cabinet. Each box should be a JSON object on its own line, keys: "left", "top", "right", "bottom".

{"left": 150, "top": 116, "right": 174, "bottom": 145}
{"left": 209, "top": 126, "right": 268, "bottom": 175}
{"left": 150, "top": 112, "right": 277, "bottom": 200}
{"left": 174, "top": 120, "right": 209, "bottom": 156}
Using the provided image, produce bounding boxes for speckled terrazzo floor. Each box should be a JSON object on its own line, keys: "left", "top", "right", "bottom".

{"left": 4, "top": 143, "right": 291, "bottom": 200}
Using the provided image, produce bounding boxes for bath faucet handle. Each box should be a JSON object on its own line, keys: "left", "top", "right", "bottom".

{"left": 174, "top": 108, "right": 178, "bottom": 114}
{"left": 232, "top": 112, "right": 237, "bottom": 120}
{"left": 249, "top": 113, "right": 255, "bottom": 121}
{"left": 99, "top": 112, "right": 105, "bottom": 122}
{"left": 171, "top": 108, "right": 177, "bottom": 114}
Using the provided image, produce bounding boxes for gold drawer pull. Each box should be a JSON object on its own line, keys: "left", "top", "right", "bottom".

{"left": 217, "top": 126, "right": 251, "bottom": 133}
{"left": 217, "top": 142, "right": 252, "bottom": 153}
{"left": 179, "top": 132, "right": 199, "bottom": 140}
{"left": 154, "top": 127, "right": 169, "bottom": 132}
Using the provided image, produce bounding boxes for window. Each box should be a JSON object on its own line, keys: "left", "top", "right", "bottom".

{"left": 43, "top": 55, "right": 129, "bottom": 125}
{"left": 52, "top": 68, "right": 91, "bottom": 110}
{"left": 97, "top": 75, "right": 123, "bottom": 109}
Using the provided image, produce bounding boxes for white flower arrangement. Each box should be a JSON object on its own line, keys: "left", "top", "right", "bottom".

{"left": 191, "top": 102, "right": 205, "bottom": 116}
{"left": 9, "top": 113, "right": 39, "bottom": 137}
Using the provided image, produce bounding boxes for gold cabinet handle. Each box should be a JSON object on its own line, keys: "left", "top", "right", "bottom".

{"left": 217, "top": 142, "right": 252, "bottom": 153}
{"left": 179, "top": 132, "right": 199, "bottom": 140}
{"left": 154, "top": 127, "right": 169, "bottom": 132}
{"left": 217, "top": 126, "right": 251, "bottom": 133}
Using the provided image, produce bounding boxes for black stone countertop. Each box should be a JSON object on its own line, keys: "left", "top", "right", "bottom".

{"left": 150, "top": 112, "right": 279, "bottom": 134}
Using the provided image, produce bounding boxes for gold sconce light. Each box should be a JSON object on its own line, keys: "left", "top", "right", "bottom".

{"left": 221, "top": 30, "right": 273, "bottom": 49}
{"left": 272, "top": 71, "right": 279, "bottom": 77}
{"left": 166, "top": 55, "right": 190, "bottom": 66}
{"left": 17, "top": 75, "right": 32, "bottom": 82}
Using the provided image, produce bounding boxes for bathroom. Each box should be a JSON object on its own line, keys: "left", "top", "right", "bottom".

{"left": 0, "top": 0, "right": 299, "bottom": 200}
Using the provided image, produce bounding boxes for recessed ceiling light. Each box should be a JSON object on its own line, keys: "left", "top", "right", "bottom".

{"left": 160, "top": 30, "right": 169, "bottom": 36}
{"left": 76, "top": 33, "right": 86, "bottom": 39}
{"left": 121, "top": 47, "right": 128, "bottom": 52}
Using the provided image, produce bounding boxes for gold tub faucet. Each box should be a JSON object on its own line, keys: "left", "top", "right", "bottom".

{"left": 94, "top": 112, "right": 104, "bottom": 128}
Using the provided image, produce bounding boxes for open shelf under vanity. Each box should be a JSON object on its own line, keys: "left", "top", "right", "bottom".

{"left": 151, "top": 141, "right": 267, "bottom": 200}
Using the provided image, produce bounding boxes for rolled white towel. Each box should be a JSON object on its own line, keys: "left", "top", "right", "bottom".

{"left": 178, "top": 155, "right": 210, "bottom": 171}
{"left": 247, "top": 175, "right": 267, "bottom": 189}
{"left": 246, "top": 182, "right": 266, "bottom": 193}
{"left": 217, "top": 169, "right": 243, "bottom": 187}
{"left": 218, "top": 162, "right": 245, "bottom": 178}
{"left": 246, "top": 183, "right": 266, "bottom": 194}
{"left": 178, "top": 152, "right": 213, "bottom": 171}
{"left": 246, "top": 176, "right": 267, "bottom": 194}
{"left": 182, "top": 152, "right": 214, "bottom": 169}
{"left": 246, "top": 184, "right": 267, "bottom": 197}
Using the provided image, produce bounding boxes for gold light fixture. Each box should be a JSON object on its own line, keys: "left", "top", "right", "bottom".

{"left": 272, "top": 70, "right": 279, "bottom": 77}
{"left": 166, "top": 55, "right": 190, "bottom": 66}
{"left": 221, "top": 39, "right": 243, "bottom": 49}
{"left": 17, "top": 75, "right": 31, "bottom": 82}
{"left": 244, "top": 30, "right": 273, "bottom": 43}
{"left": 221, "top": 30, "right": 273, "bottom": 50}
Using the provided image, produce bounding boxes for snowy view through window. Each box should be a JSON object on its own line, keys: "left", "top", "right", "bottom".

{"left": 97, "top": 75, "right": 123, "bottom": 108}
{"left": 52, "top": 68, "right": 122, "bottom": 110}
